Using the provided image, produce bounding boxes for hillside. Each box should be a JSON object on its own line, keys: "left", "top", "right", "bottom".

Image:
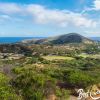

{"left": 0, "top": 34, "right": 100, "bottom": 100}
{"left": 21, "top": 33, "right": 94, "bottom": 44}
{"left": 0, "top": 43, "right": 32, "bottom": 55}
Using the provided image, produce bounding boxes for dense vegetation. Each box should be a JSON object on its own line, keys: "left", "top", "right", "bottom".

{"left": 0, "top": 39, "right": 100, "bottom": 99}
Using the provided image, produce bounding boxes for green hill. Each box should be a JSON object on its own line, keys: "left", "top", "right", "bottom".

{"left": 31, "top": 33, "right": 94, "bottom": 44}
{"left": 0, "top": 43, "right": 32, "bottom": 55}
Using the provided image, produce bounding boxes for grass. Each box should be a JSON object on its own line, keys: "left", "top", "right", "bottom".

{"left": 89, "top": 54, "right": 100, "bottom": 59}
{"left": 78, "top": 54, "right": 100, "bottom": 59}
{"left": 42, "top": 55, "right": 74, "bottom": 61}
{"left": 78, "top": 54, "right": 89, "bottom": 58}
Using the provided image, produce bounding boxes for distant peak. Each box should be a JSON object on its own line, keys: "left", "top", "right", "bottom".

{"left": 19, "top": 33, "right": 94, "bottom": 45}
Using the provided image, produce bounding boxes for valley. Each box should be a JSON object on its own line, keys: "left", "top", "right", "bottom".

{"left": 0, "top": 33, "right": 100, "bottom": 100}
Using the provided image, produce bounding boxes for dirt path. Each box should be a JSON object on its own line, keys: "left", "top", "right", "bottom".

{"left": 69, "top": 95, "right": 77, "bottom": 100}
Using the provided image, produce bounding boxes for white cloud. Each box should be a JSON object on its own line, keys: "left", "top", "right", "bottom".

{"left": 26, "top": 4, "right": 97, "bottom": 28}
{"left": 0, "top": 3, "right": 21, "bottom": 14}
{"left": 0, "top": 3, "right": 97, "bottom": 28}
{"left": 93, "top": 0, "right": 100, "bottom": 10}
{"left": 83, "top": 0, "right": 100, "bottom": 12}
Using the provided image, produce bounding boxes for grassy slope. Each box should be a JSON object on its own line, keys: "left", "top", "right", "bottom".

{"left": 42, "top": 55, "right": 74, "bottom": 61}
{"left": 79, "top": 54, "right": 100, "bottom": 59}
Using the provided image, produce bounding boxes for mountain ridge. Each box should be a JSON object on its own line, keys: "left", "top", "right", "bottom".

{"left": 21, "top": 33, "right": 94, "bottom": 44}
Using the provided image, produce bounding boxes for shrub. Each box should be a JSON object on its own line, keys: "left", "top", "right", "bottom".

{"left": 0, "top": 72, "right": 21, "bottom": 100}
{"left": 63, "top": 70, "right": 95, "bottom": 88}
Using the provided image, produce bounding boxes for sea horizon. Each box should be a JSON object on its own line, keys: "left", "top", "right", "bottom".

{"left": 0, "top": 37, "right": 46, "bottom": 43}
{"left": 0, "top": 36, "right": 100, "bottom": 43}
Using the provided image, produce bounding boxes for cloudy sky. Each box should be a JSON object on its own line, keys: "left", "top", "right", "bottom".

{"left": 0, "top": 0, "right": 100, "bottom": 37}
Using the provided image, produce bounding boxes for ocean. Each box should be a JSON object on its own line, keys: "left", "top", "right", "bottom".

{"left": 0, "top": 37, "right": 44, "bottom": 43}
{"left": 0, "top": 37, "right": 100, "bottom": 43}
{"left": 90, "top": 37, "right": 100, "bottom": 41}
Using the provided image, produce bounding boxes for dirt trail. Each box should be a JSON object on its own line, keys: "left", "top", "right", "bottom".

{"left": 69, "top": 95, "right": 77, "bottom": 100}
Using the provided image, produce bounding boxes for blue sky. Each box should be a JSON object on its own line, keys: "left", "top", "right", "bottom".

{"left": 0, "top": 0, "right": 100, "bottom": 37}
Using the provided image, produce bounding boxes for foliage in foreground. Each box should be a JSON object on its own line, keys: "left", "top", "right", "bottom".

{"left": 0, "top": 72, "right": 22, "bottom": 100}
{"left": 12, "top": 66, "right": 70, "bottom": 100}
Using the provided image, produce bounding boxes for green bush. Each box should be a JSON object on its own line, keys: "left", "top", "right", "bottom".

{"left": 56, "top": 87, "right": 70, "bottom": 100}
{"left": 63, "top": 70, "right": 95, "bottom": 88}
{"left": 0, "top": 72, "right": 21, "bottom": 100}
